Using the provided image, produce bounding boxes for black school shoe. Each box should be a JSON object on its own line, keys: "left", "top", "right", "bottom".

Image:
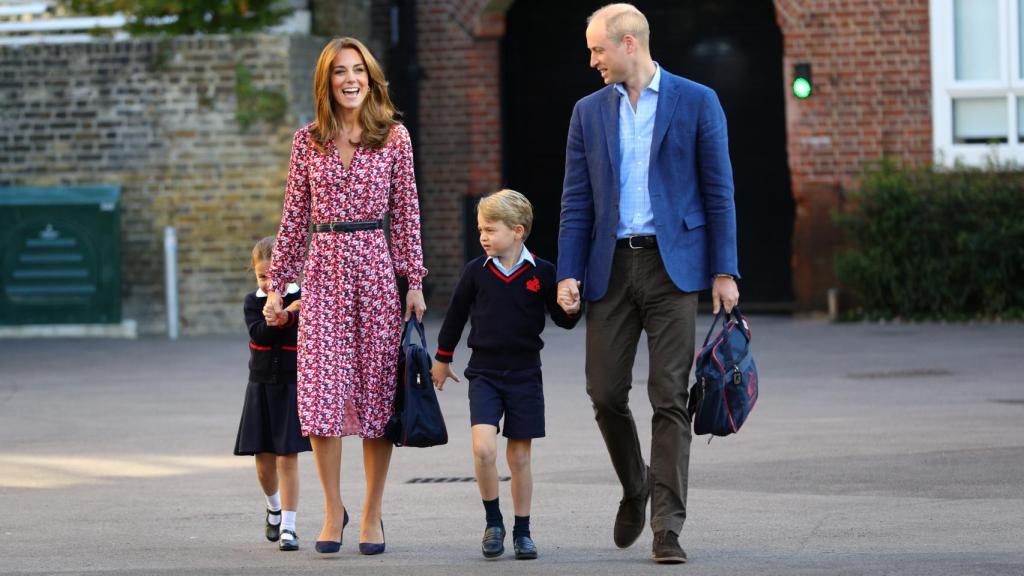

{"left": 279, "top": 529, "right": 299, "bottom": 551}
{"left": 651, "top": 530, "right": 688, "bottom": 564}
{"left": 265, "top": 509, "right": 282, "bottom": 542}
{"left": 481, "top": 525, "right": 506, "bottom": 558}
{"left": 513, "top": 535, "right": 538, "bottom": 560}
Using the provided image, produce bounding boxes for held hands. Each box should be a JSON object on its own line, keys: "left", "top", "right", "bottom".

{"left": 266, "top": 310, "right": 290, "bottom": 326}
{"left": 265, "top": 299, "right": 300, "bottom": 326}
{"left": 405, "top": 289, "right": 426, "bottom": 322}
{"left": 263, "top": 291, "right": 284, "bottom": 326}
{"left": 712, "top": 276, "right": 740, "bottom": 314}
{"left": 431, "top": 360, "right": 459, "bottom": 391}
{"left": 557, "top": 278, "right": 582, "bottom": 315}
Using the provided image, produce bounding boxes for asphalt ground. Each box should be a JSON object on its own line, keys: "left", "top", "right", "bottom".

{"left": 1, "top": 315, "right": 1022, "bottom": 575}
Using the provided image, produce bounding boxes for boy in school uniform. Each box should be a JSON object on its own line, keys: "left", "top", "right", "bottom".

{"left": 431, "top": 189, "right": 580, "bottom": 560}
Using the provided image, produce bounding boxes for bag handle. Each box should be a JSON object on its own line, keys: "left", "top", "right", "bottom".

{"left": 700, "top": 310, "right": 723, "bottom": 349}
{"left": 402, "top": 317, "right": 427, "bottom": 349}
{"left": 700, "top": 306, "right": 745, "bottom": 348}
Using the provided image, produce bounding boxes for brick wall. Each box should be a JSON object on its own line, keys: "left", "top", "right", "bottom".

{"left": 1, "top": 35, "right": 323, "bottom": 334}
{"left": 312, "top": 0, "right": 387, "bottom": 58}
{"left": 775, "top": 0, "right": 932, "bottom": 308}
{"left": 0, "top": 1, "right": 937, "bottom": 333}
{"left": 415, "top": 0, "right": 504, "bottom": 308}
{"left": 413, "top": 0, "right": 934, "bottom": 311}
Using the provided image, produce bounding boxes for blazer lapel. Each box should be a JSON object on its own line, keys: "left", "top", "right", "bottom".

{"left": 602, "top": 88, "right": 621, "bottom": 188}
{"left": 651, "top": 75, "right": 680, "bottom": 155}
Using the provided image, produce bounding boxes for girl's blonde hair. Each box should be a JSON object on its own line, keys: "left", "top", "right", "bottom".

{"left": 251, "top": 236, "right": 275, "bottom": 269}
{"left": 477, "top": 189, "right": 534, "bottom": 240}
{"left": 310, "top": 37, "right": 399, "bottom": 153}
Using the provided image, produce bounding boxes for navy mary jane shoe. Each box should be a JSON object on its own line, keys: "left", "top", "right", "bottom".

{"left": 278, "top": 529, "right": 299, "bottom": 551}
{"left": 265, "top": 508, "right": 282, "bottom": 542}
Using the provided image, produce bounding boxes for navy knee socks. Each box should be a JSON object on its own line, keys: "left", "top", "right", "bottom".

{"left": 483, "top": 498, "right": 503, "bottom": 528}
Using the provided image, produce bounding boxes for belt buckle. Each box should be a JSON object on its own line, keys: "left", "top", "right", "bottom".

{"left": 628, "top": 236, "right": 643, "bottom": 249}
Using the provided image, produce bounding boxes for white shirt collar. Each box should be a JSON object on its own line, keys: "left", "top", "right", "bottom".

{"left": 256, "top": 283, "right": 299, "bottom": 297}
{"left": 483, "top": 245, "right": 535, "bottom": 269}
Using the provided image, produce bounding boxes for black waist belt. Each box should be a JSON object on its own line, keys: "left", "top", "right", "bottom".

{"left": 313, "top": 219, "right": 384, "bottom": 233}
{"left": 616, "top": 235, "right": 658, "bottom": 250}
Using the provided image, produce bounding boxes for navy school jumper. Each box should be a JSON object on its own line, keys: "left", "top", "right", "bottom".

{"left": 435, "top": 254, "right": 580, "bottom": 371}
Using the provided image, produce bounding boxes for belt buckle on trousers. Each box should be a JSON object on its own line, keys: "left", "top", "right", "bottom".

{"left": 627, "top": 235, "right": 653, "bottom": 249}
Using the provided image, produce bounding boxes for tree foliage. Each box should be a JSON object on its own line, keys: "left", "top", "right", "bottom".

{"left": 62, "top": 0, "right": 292, "bottom": 35}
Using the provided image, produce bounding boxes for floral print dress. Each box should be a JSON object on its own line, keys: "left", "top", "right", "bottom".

{"left": 268, "top": 122, "right": 426, "bottom": 438}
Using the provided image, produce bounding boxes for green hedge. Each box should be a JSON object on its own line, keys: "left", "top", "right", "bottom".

{"left": 834, "top": 161, "right": 1024, "bottom": 320}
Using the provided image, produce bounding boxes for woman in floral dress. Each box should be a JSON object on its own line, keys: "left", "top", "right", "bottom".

{"left": 263, "top": 37, "right": 427, "bottom": 554}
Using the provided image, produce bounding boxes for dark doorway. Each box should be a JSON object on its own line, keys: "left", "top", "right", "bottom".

{"left": 501, "top": 0, "right": 794, "bottom": 305}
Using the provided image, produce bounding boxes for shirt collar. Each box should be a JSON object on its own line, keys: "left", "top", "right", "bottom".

{"left": 483, "top": 245, "right": 535, "bottom": 269}
{"left": 256, "top": 283, "right": 299, "bottom": 297}
{"left": 614, "top": 62, "right": 662, "bottom": 98}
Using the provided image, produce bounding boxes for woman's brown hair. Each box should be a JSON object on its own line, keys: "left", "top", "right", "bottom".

{"left": 310, "top": 37, "right": 399, "bottom": 152}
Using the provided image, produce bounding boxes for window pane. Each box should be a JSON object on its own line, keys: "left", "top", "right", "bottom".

{"left": 1019, "top": 97, "right": 1024, "bottom": 141}
{"left": 955, "top": 0, "right": 1000, "bottom": 81}
{"left": 953, "top": 98, "right": 1007, "bottom": 143}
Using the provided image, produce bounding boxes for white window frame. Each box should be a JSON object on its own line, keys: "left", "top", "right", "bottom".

{"left": 931, "top": 0, "right": 1024, "bottom": 166}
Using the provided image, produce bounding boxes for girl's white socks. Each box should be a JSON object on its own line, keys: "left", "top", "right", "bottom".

{"left": 281, "top": 510, "right": 296, "bottom": 533}
{"left": 265, "top": 491, "right": 282, "bottom": 525}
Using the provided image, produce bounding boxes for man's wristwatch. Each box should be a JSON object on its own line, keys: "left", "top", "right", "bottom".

{"left": 713, "top": 273, "right": 735, "bottom": 280}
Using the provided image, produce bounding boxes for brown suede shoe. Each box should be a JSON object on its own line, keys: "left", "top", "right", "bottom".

{"left": 613, "top": 466, "right": 650, "bottom": 548}
{"left": 652, "top": 530, "right": 688, "bottom": 564}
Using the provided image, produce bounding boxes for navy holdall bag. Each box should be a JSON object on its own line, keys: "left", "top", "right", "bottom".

{"left": 688, "top": 306, "right": 759, "bottom": 437}
{"left": 384, "top": 318, "right": 449, "bottom": 447}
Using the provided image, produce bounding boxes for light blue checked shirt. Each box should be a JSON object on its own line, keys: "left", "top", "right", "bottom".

{"left": 614, "top": 64, "right": 661, "bottom": 239}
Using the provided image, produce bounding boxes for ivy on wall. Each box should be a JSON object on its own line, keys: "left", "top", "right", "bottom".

{"left": 234, "top": 63, "right": 286, "bottom": 131}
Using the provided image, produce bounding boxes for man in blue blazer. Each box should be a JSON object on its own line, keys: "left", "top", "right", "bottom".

{"left": 557, "top": 3, "right": 740, "bottom": 564}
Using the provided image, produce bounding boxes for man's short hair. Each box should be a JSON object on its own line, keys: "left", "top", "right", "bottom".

{"left": 588, "top": 3, "right": 650, "bottom": 49}
{"left": 477, "top": 189, "right": 534, "bottom": 240}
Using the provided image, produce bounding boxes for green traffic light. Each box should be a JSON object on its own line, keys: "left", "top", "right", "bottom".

{"left": 793, "top": 77, "right": 812, "bottom": 99}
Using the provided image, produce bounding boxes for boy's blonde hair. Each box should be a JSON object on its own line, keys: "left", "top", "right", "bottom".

{"left": 477, "top": 189, "right": 534, "bottom": 240}
{"left": 251, "top": 236, "right": 275, "bottom": 269}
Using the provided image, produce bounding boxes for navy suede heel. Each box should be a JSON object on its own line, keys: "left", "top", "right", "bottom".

{"left": 359, "top": 520, "right": 386, "bottom": 555}
{"left": 314, "top": 509, "right": 349, "bottom": 554}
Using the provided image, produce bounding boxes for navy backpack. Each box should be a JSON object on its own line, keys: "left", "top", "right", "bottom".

{"left": 688, "top": 306, "right": 759, "bottom": 437}
{"left": 384, "top": 318, "right": 448, "bottom": 447}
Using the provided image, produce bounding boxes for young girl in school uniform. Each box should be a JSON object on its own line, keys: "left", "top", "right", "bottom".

{"left": 234, "top": 236, "right": 312, "bottom": 551}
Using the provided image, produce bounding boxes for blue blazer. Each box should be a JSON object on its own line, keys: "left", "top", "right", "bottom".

{"left": 557, "top": 69, "right": 740, "bottom": 301}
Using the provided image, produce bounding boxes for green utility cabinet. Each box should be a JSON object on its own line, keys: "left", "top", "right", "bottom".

{"left": 0, "top": 186, "right": 122, "bottom": 325}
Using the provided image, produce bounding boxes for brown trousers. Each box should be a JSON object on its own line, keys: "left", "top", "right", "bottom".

{"left": 585, "top": 245, "right": 697, "bottom": 535}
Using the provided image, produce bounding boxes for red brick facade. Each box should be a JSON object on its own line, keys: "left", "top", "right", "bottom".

{"left": 415, "top": 0, "right": 934, "bottom": 310}
{"left": 775, "top": 0, "right": 932, "bottom": 308}
{"left": 416, "top": 0, "right": 505, "bottom": 306}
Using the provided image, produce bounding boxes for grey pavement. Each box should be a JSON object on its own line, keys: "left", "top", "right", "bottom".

{"left": 1, "top": 315, "right": 1023, "bottom": 575}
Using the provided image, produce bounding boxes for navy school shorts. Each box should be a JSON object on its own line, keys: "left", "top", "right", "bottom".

{"left": 464, "top": 365, "right": 545, "bottom": 439}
